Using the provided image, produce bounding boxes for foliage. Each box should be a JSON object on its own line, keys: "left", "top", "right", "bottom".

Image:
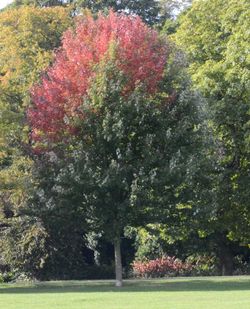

{"left": 128, "top": 223, "right": 196, "bottom": 261}
{"left": 160, "top": 1, "right": 193, "bottom": 35}
{"left": 8, "top": 0, "right": 192, "bottom": 26}
{"left": 0, "top": 217, "right": 48, "bottom": 278}
{"left": 7, "top": 0, "right": 161, "bottom": 25}
{"left": 0, "top": 0, "right": 248, "bottom": 283}
{"left": 28, "top": 10, "right": 166, "bottom": 142}
{"left": 0, "top": 4, "right": 72, "bottom": 184}
{"left": 75, "top": 0, "right": 163, "bottom": 25}
{"left": 0, "top": 5, "right": 71, "bottom": 162}
{"left": 0, "top": 5, "right": 72, "bottom": 278}
{"left": 233, "top": 255, "right": 250, "bottom": 275}
{"left": 7, "top": 0, "right": 71, "bottom": 8}
{"left": 174, "top": 0, "right": 250, "bottom": 273}
{"left": 132, "top": 256, "right": 192, "bottom": 278}
{"left": 27, "top": 157, "right": 95, "bottom": 280}
{"left": 28, "top": 10, "right": 204, "bottom": 285}
{"left": 27, "top": 11, "right": 168, "bottom": 285}
{"left": 0, "top": 271, "right": 15, "bottom": 283}
{"left": 186, "top": 254, "right": 219, "bottom": 276}
{"left": 80, "top": 264, "right": 115, "bottom": 279}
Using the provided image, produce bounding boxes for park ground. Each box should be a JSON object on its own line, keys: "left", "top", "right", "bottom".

{"left": 0, "top": 276, "right": 250, "bottom": 309}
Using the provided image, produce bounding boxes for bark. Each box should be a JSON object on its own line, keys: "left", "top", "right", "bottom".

{"left": 220, "top": 251, "right": 233, "bottom": 276}
{"left": 114, "top": 237, "right": 123, "bottom": 287}
{"left": 218, "top": 243, "right": 234, "bottom": 276}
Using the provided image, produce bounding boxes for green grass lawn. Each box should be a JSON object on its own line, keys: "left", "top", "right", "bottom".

{"left": 0, "top": 276, "right": 250, "bottom": 309}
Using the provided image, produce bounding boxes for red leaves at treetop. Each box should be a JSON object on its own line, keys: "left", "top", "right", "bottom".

{"left": 28, "top": 11, "right": 167, "bottom": 142}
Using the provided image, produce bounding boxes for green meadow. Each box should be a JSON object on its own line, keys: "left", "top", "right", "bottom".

{"left": 1, "top": 276, "right": 250, "bottom": 309}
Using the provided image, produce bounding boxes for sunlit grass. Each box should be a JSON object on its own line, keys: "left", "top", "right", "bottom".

{"left": 0, "top": 276, "right": 250, "bottom": 309}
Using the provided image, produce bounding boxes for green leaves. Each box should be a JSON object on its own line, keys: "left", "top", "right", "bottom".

{"left": 0, "top": 5, "right": 72, "bottom": 278}
{"left": 174, "top": 0, "right": 250, "bottom": 244}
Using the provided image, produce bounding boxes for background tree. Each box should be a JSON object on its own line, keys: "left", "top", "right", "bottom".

{"left": 174, "top": 0, "right": 250, "bottom": 274}
{"left": 75, "top": 0, "right": 162, "bottom": 25}
{"left": 7, "top": 0, "right": 160, "bottom": 25}
{"left": 160, "top": 0, "right": 192, "bottom": 34}
{"left": 7, "top": 0, "right": 191, "bottom": 26}
{"left": 0, "top": 5, "right": 72, "bottom": 277}
{"left": 7, "top": 0, "right": 72, "bottom": 8}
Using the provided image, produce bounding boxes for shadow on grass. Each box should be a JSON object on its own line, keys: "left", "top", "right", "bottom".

{"left": 0, "top": 278, "right": 250, "bottom": 294}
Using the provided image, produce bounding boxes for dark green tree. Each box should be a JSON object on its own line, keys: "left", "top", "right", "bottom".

{"left": 30, "top": 53, "right": 204, "bottom": 285}
{"left": 76, "top": 0, "right": 162, "bottom": 25}
{"left": 28, "top": 11, "right": 204, "bottom": 285}
{"left": 8, "top": 0, "right": 187, "bottom": 26}
{"left": 8, "top": 0, "right": 72, "bottom": 8}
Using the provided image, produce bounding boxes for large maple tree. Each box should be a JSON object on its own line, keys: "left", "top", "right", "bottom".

{"left": 28, "top": 11, "right": 201, "bottom": 286}
{"left": 28, "top": 11, "right": 167, "bottom": 143}
{"left": 28, "top": 11, "right": 169, "bottom": 286}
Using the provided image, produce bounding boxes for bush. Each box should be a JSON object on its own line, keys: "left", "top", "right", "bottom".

{"left": 81, "top": 265, "right": 115, "bottom": 280}
{"left": 233, "top": 256, "right": 250, "bottom": 275}
{"left": 132, "top": 256, "right": 193, "bottom": 278}
{"left": 186, "top": 254, "right": 219, "bottom": 276}
{"left": 0, "top": 271, "right": 15, "bottom": 283}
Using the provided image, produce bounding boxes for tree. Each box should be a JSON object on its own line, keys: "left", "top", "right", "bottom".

{"left": 75, "top": 0, "right": 162, "bottom": 25}
{"left": 28, "top": 11, "right": 167, "bottom": 142}
{"left": 160, "top": 0, "right": 192, "bottom": 16}
{"left": 0, "top": 5, "right": 72, "bottom": 171}
{"left": 29, "top": 11, "right": 202, "bottom": 286}
{"left": 7, "top": 0, "right": 72, "bottom": 8}
{"left": 8, "top": 0, "right": 182, "bottom": 26}
{"left": 0, "top": 5, "right": 72, "bottom": 276}
{"left": 161, "top": 0, "right": 193, "bottom": 35}
{"left": 28, "top": 11, "right": 167, "bottom": 286}
{"left": 174, "top": 0, "right": 250, "bottom": 274}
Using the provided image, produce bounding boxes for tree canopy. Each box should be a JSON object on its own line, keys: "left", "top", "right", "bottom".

{"left": 28, "top": 11, "right": 166, "bottom": 144}
{"left": 28, "top": 10, "right": 203, "bottom": 285}
{"left": 0, "top": 5, "right": 72, "bottom": 279}
{"left": 174, "top": 0, "right": 250, "bottom": 273}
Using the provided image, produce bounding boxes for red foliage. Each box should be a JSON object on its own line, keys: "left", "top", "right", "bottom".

{"left": 28, "top": 11, "right": 167, "bottom": 142}
{"left": 132, "top": 256, "right": 193, "bottom": 278}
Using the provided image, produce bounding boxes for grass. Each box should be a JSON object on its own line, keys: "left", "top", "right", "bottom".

{"left": 0, "top": 276, "right": 250, "bottom": 309}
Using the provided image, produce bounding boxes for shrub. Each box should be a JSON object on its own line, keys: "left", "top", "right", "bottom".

{"left": 186, "top": 254, "right": 219, "bottom": 276}
{"left": 81, "top": 265, "right": 115, "bottom": 280}
{"left": 233, "top": 256, "right": 250, "bottom": 275}
{"left": 0, "top": 271, "right": 15, "bottom": 283}
{"left": 132, "top": 256, "right": 193, "bottom": 278}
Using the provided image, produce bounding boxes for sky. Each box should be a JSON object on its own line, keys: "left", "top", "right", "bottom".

{"left": 0, "top": 0, "right": 13, "bottom": 9}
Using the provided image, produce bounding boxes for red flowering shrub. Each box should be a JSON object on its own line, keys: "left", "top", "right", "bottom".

{"left": 28, "top": 10, "right": 167, "bottom": 142}
{"left": 132, "top": 256, "right": 193, "bottom": 278}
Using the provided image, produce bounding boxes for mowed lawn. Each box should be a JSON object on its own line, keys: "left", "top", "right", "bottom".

{"left": 0, "top": 276, "right": 250, "bottom": 309}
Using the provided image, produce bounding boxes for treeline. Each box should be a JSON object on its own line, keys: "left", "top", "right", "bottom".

{"left": 0, "top": 0, "right": 249, "bottom": 284}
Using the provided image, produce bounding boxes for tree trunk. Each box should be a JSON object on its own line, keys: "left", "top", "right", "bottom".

{"left": 218, "top": 243, "right": 234, "bottom": 276}
{"left": 114, "top": 237, "right": 123, "bottom": 287}
{"left": 219, "top": 250, "right": 233, "bottom": 276}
